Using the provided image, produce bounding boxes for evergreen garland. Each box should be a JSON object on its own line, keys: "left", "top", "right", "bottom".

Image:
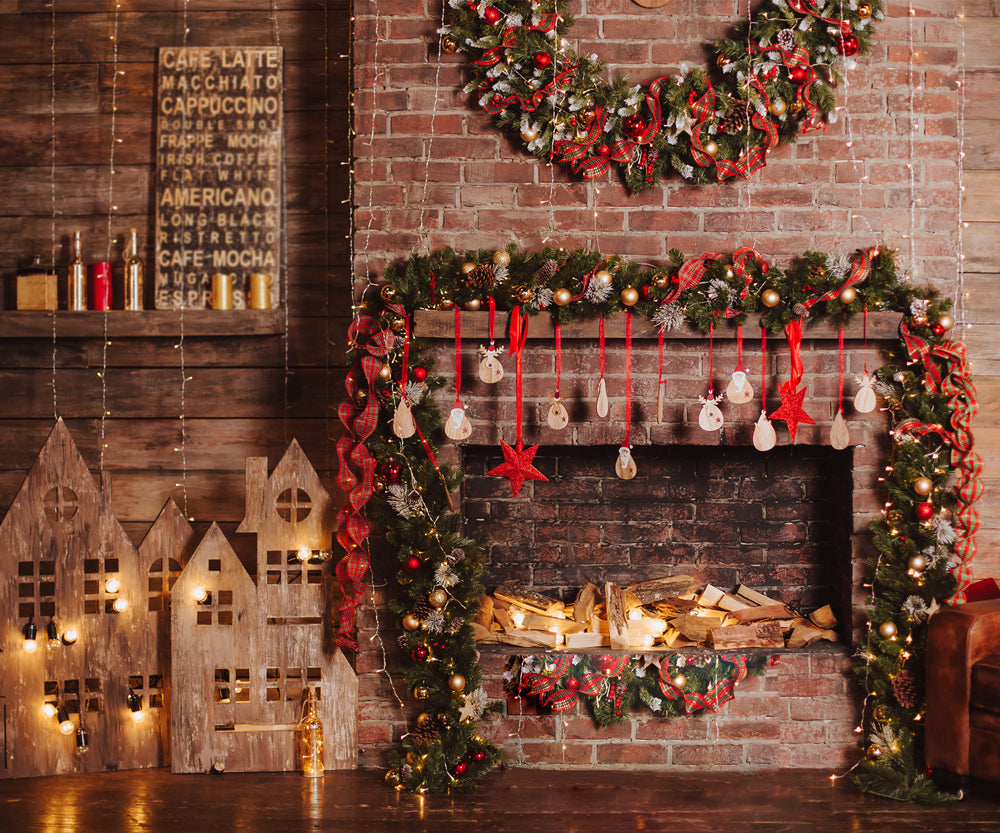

{"left": 350, "top": 243, "right": 978, "bottom": 799}
{"left": 441, "top": 0, "right": 884, "bottom": 192}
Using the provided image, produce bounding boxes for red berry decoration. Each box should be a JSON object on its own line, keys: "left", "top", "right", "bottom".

{"left": 565, "top": 677, "right": 580, "bottom": 691}
{"left": 789, "top": 65, "right": 809, "bottom": 84}
{"left": 412, "top": 366, "right": 428, "bottom": 383}
{"left": 472, "top": 750, "right": 487, "bottom": 762}
{"left": 404, "top": 556, "right": 421, "bottom": 572}
{"left": 915, "top": 501, "right": 935, "bottom": 521}
{"left": 595, "top": 144, "right": 611, "bottom": 158}
{"left": 836, "top": 33, "right": 859, "bottom": 56}
{"left": 455, "top": 761, "right": 468, "bottom": 775}
{"left": 482, "top": 5, "right": 501, "bottom": 24}
{"left": 623, "top": 114, "right": 647, "bottom": 140}
{"left": 534, "top": 51, "right": 552, "bottom": 70}
{"left": 412, "top": 645, "right": 429, "bottom": 662}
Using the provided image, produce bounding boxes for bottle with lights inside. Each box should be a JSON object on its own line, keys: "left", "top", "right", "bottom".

{"left": 67, "top": 231, "right": 87, "bottom": 311}
{"left": 297, "top": 688, "right": 324, "bottom": 777}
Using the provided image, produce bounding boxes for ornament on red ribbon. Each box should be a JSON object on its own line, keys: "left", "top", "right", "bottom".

{"left": 769, "top": 320, "right": 815, "bottom": 443}
{"left": 478, "top": 296, "right": 505, "bottom": 383}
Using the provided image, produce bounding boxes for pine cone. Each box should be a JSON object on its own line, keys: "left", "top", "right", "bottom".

{"left": 464, "top": 264, "right": 497, "bottom": 290}
{"left": 532, "top": 259, "right": 560, "bottom": 284}
{"left": 892, "top": 669, "right": 923, "bottom": 709}
{"left": 720, "top": 109, "right": 748, "bottom": 135}
{"left": 412, "top": 598, "right": 433, "bottom": 620}
{"left": 411, "top": 715, "right": 442, "bottom": 747}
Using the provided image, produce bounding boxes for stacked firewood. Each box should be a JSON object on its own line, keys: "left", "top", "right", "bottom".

{"left": 472, "top": 576, "right": 838, "bottom": 651}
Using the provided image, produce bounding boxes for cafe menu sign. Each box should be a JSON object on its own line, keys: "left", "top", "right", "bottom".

{"left": 154, "top": 47, "right": 282, "bottom": 309}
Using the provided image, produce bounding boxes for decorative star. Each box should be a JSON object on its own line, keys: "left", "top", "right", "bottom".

{"left": 487, "top": 439, "right": 547, "bottom": 496}
{"left": 769, "top": 381, "right": 815, "bottom": 443}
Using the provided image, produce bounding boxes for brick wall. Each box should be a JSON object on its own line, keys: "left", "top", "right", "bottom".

{"left": 351, "top": 0, "right": 975, "bottom": 772}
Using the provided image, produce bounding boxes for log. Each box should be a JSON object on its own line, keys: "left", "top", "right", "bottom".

{"left": 625, "top": 575, "right": 699, "bottom": 604}
{"left": 669, "top": 614, "right": 716, "bottom": 643}
{"left": 808, "top": 604, "right": 838, "bottom": 629}
{"left": 627, "top": 618, "right": 667, "bottom": 646}
{"left": 573, "top": 582, "right": 601, "bottom": 623}
{"left": 735, "top": 584, "right": 782, "bottom": 607}
{"left": 564, "top": 632, "right": 609, "bottom": 650}
{"left": 605, "top": 583, "right": 630, "bottom": 650}
{"left": 521, "top": 611, "right": 587, "bottom": 635}
{"left": 494, "top": 585, "right": 561, "bottom": 615}
{"left": 786, "top": 619, "right": 839, "bottom": 649}
{"left": 708, "top": 621, "right": 785, "bottom": 649}
{"left": 494, "top": 630, "right": 560, "bottom": 649}
{"left": 473, "top": 595, "right": 494, "bottom": 630}
{"left": 731, "top": 604, "right": 794, "bottom": 624}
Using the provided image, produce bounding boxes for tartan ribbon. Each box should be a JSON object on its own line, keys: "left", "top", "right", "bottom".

{"left": 665, "top": 250, "right": 723, "bottom": 305}
{"left": 787, "top": 0, "right": 847, "bottom": 27}
{"left": 481, "top": 63, "right": 577, "bottom": 114}
{"left": 750, "top": 42, "right": 823, "bottom": 132}
{"left": 722, "top": 247, "right": 770, "bottom": 317}
{"left": 334, "top": 314, "right": 396, "bottom": 650}
{"left": 523, "top": 656, "right": 606, "bottom": 711}
{"left": 803, "top": 246, "right": 876, "bottom": 309}
{"left": 473, "top": 15, "right": 561, "bottom": 69}
{"left": 688, "top": 84, "right": 718, "bottom": 169}
{"left": 657, "top": 656, "right": 747, "bottom": 714}
{"left": 898, "top": 322, "right": 984, "bottom": 600}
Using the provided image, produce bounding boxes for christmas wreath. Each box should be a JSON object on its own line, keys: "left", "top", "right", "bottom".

{"left": 443, "top": 0, "right": 884, "bottom": 192}
{"left": 337, "top": 244, "right": 980, "bottom": 800}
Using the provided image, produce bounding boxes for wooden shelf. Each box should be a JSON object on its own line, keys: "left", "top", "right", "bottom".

{"left": 414, "top": 310, "right": 902, "bottom": 341}
{"left": 0, "top": 309, "right": 286, "bottom": 338}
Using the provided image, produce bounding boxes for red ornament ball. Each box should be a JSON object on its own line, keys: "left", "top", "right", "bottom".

{"left": 533, "top": 51, "right": 552, "bottom": 70}
{"left": 483, "top": 5, "right": 501, "bottom": 24}
{"left": 836, "top": 33, "right": 859, "bottom": 56}
{"left": 789, "top": 65, "right": 809, "bottom": 84}
{"left": 412, "top": 645, "right": 429, "bottom": 662}
{"left": 412, "top": 366, "right": 428, "bottom": 383}
{"left": 564, "top": 677, "right": 581, "bottom": 691}
{"left": 404, "top": 556, "right": 421, "bottom": 572}
{"left": 915, "top": 501, "right": 935, "bottom": 521}
{"left": 381, "top": 460, "right": 403, "bottom": 484}
{"left": 595, "top": 144, "right": 612, "bottom": 158}
{"left": 594, "top": 655, "right": 618, "bottom": 675}
{"left": 932, "top": 324, "right": 946, "bottom": 337}
{"left": 472, "top": 750, "right": 487, "bottom": 762}
{"left": 455, "top": 761, "right": 468, "bottom": 776}
{"left": 623, "top": 114, "right": 647, "bottom": 140}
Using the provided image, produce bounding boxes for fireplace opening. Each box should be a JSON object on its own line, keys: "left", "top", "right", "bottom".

{"left": 462, "top": 443, "right": 856, "bottom": 643}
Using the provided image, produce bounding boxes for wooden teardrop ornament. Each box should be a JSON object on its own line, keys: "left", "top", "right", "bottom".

{"left": 830, "top": 411, "right": 851, "bottom": 450}
{"left": 753, "top": 412, "right": 777, "bottom": 452}
{"left": 392, "top": 400, "right": 416, "bottom": 439}
{"left": 596, "top": 377, "right": 609, "bottom": 418}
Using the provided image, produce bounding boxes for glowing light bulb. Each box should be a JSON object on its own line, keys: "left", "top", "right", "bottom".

{"left": 192, "top": 586, "right": 208, "bottom": 603}
{"left": 105, "top": 577, "right": 121, "bottom": 593}
{"left": 41, "top": 703, "right": 57, "bottom": 719}
{"left": 297, "top": 546, "right": 311, "bottom": 562}
{"left": 113, "top": 597, "right": 129, "bottom": 613}
{"left": 62, "top": 627, "right": 78, "bottom": 645}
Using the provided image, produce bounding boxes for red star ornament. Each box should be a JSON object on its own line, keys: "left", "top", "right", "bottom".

{"left": 769, "top": 381, "right": 815, "bottom": 443}
{"left": 487, "top": 439, "right": 547, "bottom": 496}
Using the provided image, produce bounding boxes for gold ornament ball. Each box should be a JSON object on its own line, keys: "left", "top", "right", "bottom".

{"left": 437, "top": 289, "right": 454, "bottom": 310}
{"left": 761, "top": 288, "right": 781, "bottom": 308}
{"left": 912, "top": 314, "right": 927, "bottom": 327}
{"left": 416, "top": 712, "right": 432, "bottom": 725}
{"left": 441, "top": 34, "right": 458, "bottom": 53}
{"left": 520, "top": 126, "right": 539, "bottom": 143}
{"left": 879, "top": 621, "right": 898, "bottom": 639}
{"left": 789, "top": 101, "right": 804, "bottom": 115}
{"left": 702, "top": 139, "right": 719, "bottom": 157}
{"left": 413, "top": 684, "right": 429, "bottom": 700}
{"left": 672, "top": 673, "right": 687, "bottom": 688}
{"left": 553, "top": 287, "right": 573, "bottom": 307}
{"left": 515, "top": 286, "right": 534, "bottom": 305}
{"left": 463, "top": 299, "right": 482, "bottom": 312}
{"left": 716, "top": 54, "right": 732, "bottom": 68}
{"left": 448, "top": 673, "right": 466, "bottom": 692}
{"left": 839, "top": 286, "right": 857, "bottom": 304}
{"left": 493, "top": 250, "right": 511, "bottom": 268}
{"left": 402, "top": 613, "right": 421, "bottom": 631}
{"left": 724, "top": 266, "right": 735, "bottom": 280}
{"left": 908, "top": 554, "right": 927, "bottom": 573}
{"left": 428, "top": 588, "right": 448, "bottom": 609}
{"left": 768, "top": 99, "right": 787, "bottom": 117}
{"left": 620, "top": 287, "right": 639, "bottom": 306}
{"left": 378, "top": 363, "right": 392, "bottom": 381}
{"left": 461, "top": 262, "right": 476, "bottom": 274}
{"left": 913, "top": 476, "right": 933, "bottom": 496}
{"left": 579, "top": 107, "right": 598, "bottom": 126}
{"left": 652, "top": 272, "right": 670, "bottom": 289}
{"left": 380, "top": 284, "right": 397, "bottom": 303}
{"left": 858, "top": 2, "right": 873, "bottom": 18}
{"left": 390, "top": 314, "right": 407, "bottom": 333}
{"left": 595, "top": 269, "right": 613, "bottom": 288}
{"left": 938, "top": 313, "right": 955, "bottom": 331}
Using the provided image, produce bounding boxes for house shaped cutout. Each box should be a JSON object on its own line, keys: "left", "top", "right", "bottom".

{"left": 171, "top": 440, "right": 357, "bottom": 773}
{"left": 0, "top": 420, "right": 179, "bottom": 779}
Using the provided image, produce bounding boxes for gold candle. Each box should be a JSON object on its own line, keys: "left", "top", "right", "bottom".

{"left": 211, "top": 273, "right": 234, "bottom": 310}
{"left": 249, "top": 272, "right": 272, "bottom": 309}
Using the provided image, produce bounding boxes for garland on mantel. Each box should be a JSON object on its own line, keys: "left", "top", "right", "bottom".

{"left": 442, "top": 0, "right": 884, "bottom": 192}
{"left": 336, "top": 244, "right": 981, "bottom": 800}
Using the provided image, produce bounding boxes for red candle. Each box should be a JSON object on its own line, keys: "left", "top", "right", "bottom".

{"left": 91, "top": 262, "right": 112, "bottom": 310}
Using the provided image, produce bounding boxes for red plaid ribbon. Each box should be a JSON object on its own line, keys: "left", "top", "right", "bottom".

{"left": 664, "top": 250, "right": 723, "bottom": 306}
{"left": 803, "top": 246, "right": 876, "bottom": 310}
{"left": 898, "top": 322, "right": 983, "bottom": 601}
{"left": 333, "top": 314, "right": 395, "bottom": 651}
{"left": 657, "top": 655, "right": 748, "bottom": 714}
{"left": 524, "top": 657, "right": 607, "bottom": 712}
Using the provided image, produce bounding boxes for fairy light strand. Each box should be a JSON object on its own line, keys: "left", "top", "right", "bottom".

{"left": 50, "top": 0, "right": 58, "bottom": 420}
{"left": 417, "top": 4, "right": 448, "bottom": 252}
{"left": 956, "top": 4, "right": 968, "bottom": 329}
{"left": 177, "top": 0, "right": 191, "bottom": 520}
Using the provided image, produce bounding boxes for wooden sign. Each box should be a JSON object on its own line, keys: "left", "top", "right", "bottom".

{"left": 154, "top": 47, "right": 283, "bottom": 310}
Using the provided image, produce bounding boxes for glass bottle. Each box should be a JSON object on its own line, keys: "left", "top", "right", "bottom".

{"left": 68, "top": 231, "right": 87, "bottom": 311}
{"left": 124, "top": 228, "right": 143, "bottom": 311}
{"left": 298, "top": 689, "right": 324, "bottom": 777}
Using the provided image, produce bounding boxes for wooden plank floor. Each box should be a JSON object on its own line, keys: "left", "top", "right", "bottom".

{"left": 0, "top": 768, "right": 998, "bottom": 832}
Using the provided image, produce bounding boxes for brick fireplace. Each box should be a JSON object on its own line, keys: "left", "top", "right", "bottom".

{"left": 357, "top": 309, "right": 899, "bottom": 771}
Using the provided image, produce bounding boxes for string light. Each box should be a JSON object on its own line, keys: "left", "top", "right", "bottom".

{"left": 49, "top": 0, "right": 58, "bottom": 420}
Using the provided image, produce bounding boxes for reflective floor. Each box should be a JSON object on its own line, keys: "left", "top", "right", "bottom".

{"left": 0, "top": 767, "right": 998, "bottom": 832}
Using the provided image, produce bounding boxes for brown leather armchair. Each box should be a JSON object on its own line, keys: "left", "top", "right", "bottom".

{"left": 925, "top": 597, "right": 1000, "bottom": 783}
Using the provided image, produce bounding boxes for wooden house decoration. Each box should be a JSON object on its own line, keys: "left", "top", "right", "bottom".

{"left": 0, "top": 420, "right": 184, "bottom": 779}
{"left": 170, "top": 440, "right": 357, "bottom": 773}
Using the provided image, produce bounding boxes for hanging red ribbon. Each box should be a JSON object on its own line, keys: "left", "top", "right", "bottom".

{"left": 760, "top": 326, "right": 768, "bottom": 417}
{"left": 623, "top": 310, "right": 632, "bottom": 447}
{"left": 862, "top": 304, "right": 870, "bottom": 376}
{"left": 707, "top": 321, "right": 715, "bottom": 396}
{"left": 554, "top": 320, "right": 562, "bottom": 400}
{"left": 599, "top": 315, "right": 606, "bottom": 381}
{"left": 400, "top": 313, "right": 411, "bottom": 388}
{"left": 488, "top": 295, "right": 497, "bottom": 350}
{"left": 453, "top": 305, "right": 463, "bottom": 410}
{"left": 836, "top": 326, "right": 845, "bottom": 414}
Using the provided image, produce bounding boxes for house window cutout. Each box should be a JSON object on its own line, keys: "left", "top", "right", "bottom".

{"left": 18, "top": 560, "right": 57, "bottom": 619}
{"left": 275, "top": 488, "right": 312, "bottom": 524}
{"left": 83, "top": 556, "right": 125, "bottom": 616}
{"left": 263, "top": 667, "right": 322, "bottom": 704}
{"left": 147, "top": 557, "right": 182, "bottom": 612}
{"left": 130, "top": 673, "right": 164, "bottom": 710}
{"left": 43, "top": 485, "right": 79, "bottom": 523}
{"left": 194, "top": 586, "right": 233, "bottom": 625}
{"left": 214, "top": 668, "right": 231, "bottom": 704}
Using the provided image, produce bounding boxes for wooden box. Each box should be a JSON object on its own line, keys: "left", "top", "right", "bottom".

{"left": 17, "top": 273, "right": 58, "bottom": 310}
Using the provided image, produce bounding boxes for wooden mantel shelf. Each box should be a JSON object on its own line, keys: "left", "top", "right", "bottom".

{"left": 0, "top": 309, "right": 285, "bottom": 338}
{"left": 414, "top": 310, "right": 902, "bottom": 341}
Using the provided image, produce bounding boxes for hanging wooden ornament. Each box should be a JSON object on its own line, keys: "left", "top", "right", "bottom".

{"left": 854, "top": 306, "right": 877, "bottom": 413}
{"left": 547, "top": 321, "right": 570, "bottom": 430}
{"left": 753, "top": 327, "right": 776, "bottom": 451}
{"left": 477, "top": 297, "right": 504, "bottom": 383}
{"left": 830, "top": 327, "right": 850, "bottom": 450}
{"left": 445, "top": 305, "right": 472, "bottom": 440}
{"left": 615, "top": 311, "right": 637, "bottom": 478}
{"left": 597, "top": 317, "right": 610, "bottom": 418}
{"left": 698, "top": 323, "right": 725, "bottom": 432}
{"left": 726, "top": 325, "right": 754, "bottom": 404}
{"left": 656, "top": 328, "right": 665, "bottom": 423}
{"left": 391, "top": 312, "right": 417, "bottom": 438}
{"left": 615, "top": 444, "right": 637, "bottom": 480}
